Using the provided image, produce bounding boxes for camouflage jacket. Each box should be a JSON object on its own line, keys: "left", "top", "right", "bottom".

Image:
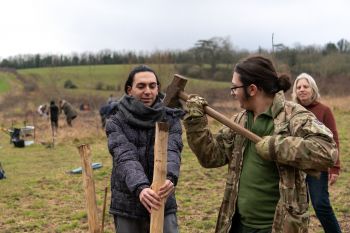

{"left": 183, "top": 91, "right": 338, "bottom": 233}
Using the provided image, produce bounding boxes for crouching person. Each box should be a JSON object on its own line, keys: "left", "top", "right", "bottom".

{"left": 105, "top": 65, "right": 184, "bottom": 233}
{"left": 59, "top": 100, "right": 77, "bottom": 127}
{"left": 183, "top": 56, "right": 338, "bottom": 233}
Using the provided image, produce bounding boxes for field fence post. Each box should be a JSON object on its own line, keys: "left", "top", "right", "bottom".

{"left": 77, "top": 144, "right": 100, "bottom": 233}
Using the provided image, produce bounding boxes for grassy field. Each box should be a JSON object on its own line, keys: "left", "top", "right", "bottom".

{"left": 0, "top": 64, "right": 229, "bottom": 118}
{"left": 0, "top": 65, "right": 349, "bottom": 232}
{"left": 0, "top": 73, "right": 12, "bottom": 93}
{"left": 17, "top": 64, "right": 229, "bottom": 100}
{"left": 1, "top": 111, "right": 349, "bottom": 233}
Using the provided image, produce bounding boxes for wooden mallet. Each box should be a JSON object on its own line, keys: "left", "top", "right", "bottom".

{"left": 163, "top": 74, "right": 262, "bottom": 143}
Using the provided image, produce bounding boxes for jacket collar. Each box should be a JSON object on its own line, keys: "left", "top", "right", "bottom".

{"left": 270, "top": 91, "right": 286, "bottom": 119}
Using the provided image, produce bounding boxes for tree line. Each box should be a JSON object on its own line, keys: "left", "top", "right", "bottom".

{"left": 1, "top": 37, "right": 350, "bottom": 95}
{"left": 1, "top": 37, "right": 349, "bottom": 70}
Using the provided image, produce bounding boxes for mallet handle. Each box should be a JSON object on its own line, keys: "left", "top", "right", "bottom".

{"left": 179, "top": 91, "right": 262, "bottom": 143}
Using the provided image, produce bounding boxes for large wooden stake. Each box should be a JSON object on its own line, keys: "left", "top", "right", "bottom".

{"left": 77, "top": 144, "right": 100, "bottom": 233}
{"left": 150, "top": 122, "right": 169, "bottom": 233}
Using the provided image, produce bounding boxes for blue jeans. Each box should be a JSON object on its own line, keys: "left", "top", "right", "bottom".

{"left": 307, "top": 171, "right": 342, "bottom": 233}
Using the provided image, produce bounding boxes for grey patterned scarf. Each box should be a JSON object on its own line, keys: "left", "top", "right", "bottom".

{"left": 118, "top": 94, "right": 167, "bottom": 129}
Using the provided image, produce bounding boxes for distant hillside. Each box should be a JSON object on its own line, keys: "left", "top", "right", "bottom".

{"left": 0, "top": 64, "right": 232, "bottom": 116}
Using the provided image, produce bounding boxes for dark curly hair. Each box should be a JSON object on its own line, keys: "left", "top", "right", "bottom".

{"left": 234, "top": 55, "right": 291, "bottom": 97}
{"left": 124, "top": 65, "right": 160, "bottom": 94}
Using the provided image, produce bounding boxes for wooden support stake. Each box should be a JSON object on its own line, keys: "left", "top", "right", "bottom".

{"left": 150, "top": 122, "right": 169, "bottom": 233}
{"left": 101, "top": 186, "right": 108, "bottom": 233}
{"left": 77, "top": 144, "right": 100, "bottom": 233}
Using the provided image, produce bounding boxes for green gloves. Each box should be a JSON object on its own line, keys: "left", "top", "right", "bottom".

{"left": 255, "top": 136, "right": 276, "bottom": 161}
{"left": 185, "top": 95, "right": 208, "bottom": 119}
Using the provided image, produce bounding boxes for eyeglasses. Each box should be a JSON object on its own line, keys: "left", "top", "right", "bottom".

{"left": 230, "top": 85, "right": 246, "bottom": 93}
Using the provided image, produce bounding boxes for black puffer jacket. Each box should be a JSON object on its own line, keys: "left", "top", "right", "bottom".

{"left": 105, "top": 95, "right": 183, "bottom": 219}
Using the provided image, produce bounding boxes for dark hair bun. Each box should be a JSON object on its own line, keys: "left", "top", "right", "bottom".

{"left": 277, "top": 73, "right": 291, "bottom": 92}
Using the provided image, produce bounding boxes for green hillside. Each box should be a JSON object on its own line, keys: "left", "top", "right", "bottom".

{"left": 18, "top": 64, "right": 229, "bottom": 98}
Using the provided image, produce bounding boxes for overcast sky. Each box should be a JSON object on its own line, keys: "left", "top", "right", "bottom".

{"left": 1, "top": 0, "right": 349, "bottom": 59}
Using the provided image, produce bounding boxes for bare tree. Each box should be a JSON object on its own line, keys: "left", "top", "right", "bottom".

{"left": 193, "top": 37, "right": 234, "bottom": 79}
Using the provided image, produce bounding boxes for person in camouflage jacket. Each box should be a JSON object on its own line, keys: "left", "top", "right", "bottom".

{"left": 183, "top": 56, "right": 338, "bottom": 233}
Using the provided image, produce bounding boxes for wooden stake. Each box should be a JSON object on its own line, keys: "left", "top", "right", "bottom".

{"left": 150, "top": 122, "right": 169, "bottom": 233}
{"left": 101, "top": 186, "right": 108, "bottom": 233}
{"left": 77, "top": 144, "right": 100, "bottom": 233}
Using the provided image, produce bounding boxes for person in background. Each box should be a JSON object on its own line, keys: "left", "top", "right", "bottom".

{"left": 183, "top": 55, "right": 338, "bottom": 233}
{"left": 107, "top": 94, "right": 115, "bottom": 103}
{"left": 99, "top": 103, "right": 116, "bottom": 129}
{"left": 105, "top": 65, "right": 183, "bottom": 233}
{"left": 292, "top": 73, "right": 342, "bottom": 233}
{"left": 79, "top": 103, "right": 91, "bottom": 111}
{"left": 37, "top": 104, "right": 49, "bottom": 118}
{"left": 100, "top": 97, "right": 119, "bottom": 128}
{"left": 49, "top": 100, "right": 59, "bottom": 136}
{"left": 59, "top": 100, "right": 77, "bottom": 127}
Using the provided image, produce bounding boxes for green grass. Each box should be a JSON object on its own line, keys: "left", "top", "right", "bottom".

{"left": 19, "top": 64, "right": 136, "bottom": 90}
{"left": 0, "top": 73, "right": 12, "bottom": 93}
{"left": 0, "top": 137, "right": 115, "bottom": 233}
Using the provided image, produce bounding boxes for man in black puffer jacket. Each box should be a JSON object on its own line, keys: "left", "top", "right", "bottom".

{"left": 105, "top": 65, "right": 183, "bottom": 233}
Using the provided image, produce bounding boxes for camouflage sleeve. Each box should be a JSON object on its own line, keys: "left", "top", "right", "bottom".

{"left": 270, "top": 111, "right": 338, "bottom": 171}
{"left": 183, "top": 115, "right": 235, "bottom": 168}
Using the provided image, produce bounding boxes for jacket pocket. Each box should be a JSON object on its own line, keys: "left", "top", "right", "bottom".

{"left": 273, "top": 202, "right": 309, "bottom": 233}
{"left": 282, "top": 209, "right": 309, "bottom": 233}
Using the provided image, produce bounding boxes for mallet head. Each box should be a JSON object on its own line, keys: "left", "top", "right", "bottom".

{"left": 163, "top": 74, "right": 188, "bottom": 108}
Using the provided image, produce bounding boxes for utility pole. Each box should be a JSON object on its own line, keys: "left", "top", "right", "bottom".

{"left": 271, "top": 33, "right": 285, "bottom": 54}
{"left": 272, "top": 33, "right": 275, "bottom": 53}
